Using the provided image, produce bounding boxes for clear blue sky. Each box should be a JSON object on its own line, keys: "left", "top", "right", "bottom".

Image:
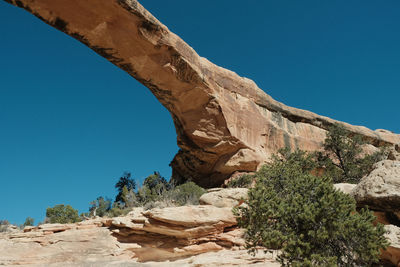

{"left": 1, "top": 1, "right": 399, "bottom": 225}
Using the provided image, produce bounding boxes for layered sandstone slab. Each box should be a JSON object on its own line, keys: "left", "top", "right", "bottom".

{"left": 4, "top": 0, "right": 400, "bottom": 186}
{"left": 0, "top": 205, "right": 279, "bottom": 266}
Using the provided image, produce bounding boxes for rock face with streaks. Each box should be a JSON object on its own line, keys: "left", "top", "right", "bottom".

{"left": 3, "top": 0, "right": 400, "bottom": 187}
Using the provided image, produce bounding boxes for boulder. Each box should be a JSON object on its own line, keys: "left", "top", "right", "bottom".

{"left": 333, "top": 183, "right": 356, "bottom": 195}
{"left": 388, "top": 144, "right": 400, "bottom": 161}
{"left": 4, "top": 0, "right": 400, "bottom": 187}
{"left": 381, "top": 224, "right": 400, "bottom": 266}
{"left": 199, "top": 188, "right": 248, "bottom": 208}
{"left": 351, "top": 160, "right": 400, "bottom": 217}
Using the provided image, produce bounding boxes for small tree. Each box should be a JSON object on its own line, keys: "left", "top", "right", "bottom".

{"left": 136, "top": 172, "right": 170, "bottom": 205}
{"left": 46, "top": 204, "right": 80, "bottom": 224}
{"left": 89, "top": 196, "right": 112, "bottom": 217}
{"left": 115, "top": 172, "right": 136, "bottom": 204}
{"left": 121, "top": 186, "right": 138, "bottom": 208}
{"left": 235, "top": 150, "right": 388, "bottom": 266}
{"left": 317, "top": 123, "right": 386, "bottom": 183}
{"left": 23, "top": 217, "right": 34, "bottom": 227}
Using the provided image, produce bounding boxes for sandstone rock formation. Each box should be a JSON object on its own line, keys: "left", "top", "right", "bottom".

{"left": 3, "top": 0, "right": 400, "bottom": 187}
{"left": 352, "top": 160, "right": 400, "bottom": 218}
{"left": 382, "top": 225, "right": 400, "bottom": 267}
{"left": 199, "top": 188, "right": 248, "bottom": 208}
{"left": 333, "top": 183, "right": 356, "bottom": 195}
{"left": 0, "top": 205, "right": 279, "bottom": 266}
{"left": 346, "top": 160, "right": 400, "bottom": 266}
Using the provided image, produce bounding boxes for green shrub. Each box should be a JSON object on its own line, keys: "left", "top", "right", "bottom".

{"left": 226, "top": 174, "right": 254, "bottom": 188}
{"left": 89, "top": 196, "right": 112, "bottom": 217}
{"left": 115, "top": 172, "right": 136, "bottom": 205}
{"left": 46, "top": 204, "right": 81, "bottom": 224}
{"left": 106, "top": 202, "right": 130, "bottom": 217}
{"left": 235, "top": 151, "right": 388, "bottom": 266}
{"left": 121, "top": 185, "right": 139, "bottom": 208}
{"left": 317, "top": 123, "right": 386, "bottom": 183}
{"left": 136, "top": 172, "right": 170, "bottom": 205}
{"left": 142, "top": 181, "right": 206, "bottom": 209}
{"left": 168, "top": 181, "right": 206, "bottom": 206}
{"left": 23, "top": 217, "right": 34, "bottom": 227}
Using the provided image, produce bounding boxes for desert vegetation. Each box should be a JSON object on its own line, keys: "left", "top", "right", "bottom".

{"left": 228, "top": 123, "right": 387, "bottom": 188}
{"left": 232, "top": 124, "right": 390, "bottom": 266}
{"left": 234, "top": 149, "right": 388, "bottom": 266}
{"left": 314, "top": 124, "right": 387, "bottom": 183}
{"left": 40, "top": 172, "right": 206, "bottom": 223}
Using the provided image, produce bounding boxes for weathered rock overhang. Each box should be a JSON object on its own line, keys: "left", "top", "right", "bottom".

{"left": 4, "top": 0, "right": 400, "bottom": 187}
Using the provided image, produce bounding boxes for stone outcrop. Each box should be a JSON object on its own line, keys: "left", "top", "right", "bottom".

{"left": 381, "top": 225, "right": 400, "bottom": 267}
{"left": 333, "top": 183, "right": 356, "bottom": 195}
{"left": 0, "top": 205, "right": 279, "bottom": 266}
{"left": 347, "top": 160, "right": 400, "bottom": 266}
{"left": 351, "top": 160, "right": 400, "bottom": 218}
{"left": 3, "top": 0, "right": 400, "bottom": 187}
{"left": 199, "top": 188, "right": 248, "bottom": 208}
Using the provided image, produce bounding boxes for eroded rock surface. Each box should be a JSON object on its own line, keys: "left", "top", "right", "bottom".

{"left": 351, "top": 160, "right": 400, "bottom": 216}
{"left": 199, "top": 188, "right": 248, "bottom": 208}
{"left": 3, "top": 0, "right": 400, "bottom": 187}
{"left": 333, "top": 183, "right": 356, "bottom": 195}
{"left": 0, "top": 205, "right": 278, "bottom": 266}
{"left": 381, "top": 225, "right": 400, "bottom": 267}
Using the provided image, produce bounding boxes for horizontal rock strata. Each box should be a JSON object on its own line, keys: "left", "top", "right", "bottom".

{"left": 3, "top": 0, "right": 400, "bottom": 186}
{"left": 0, "top": 204, "right": 278, "bottom": 266}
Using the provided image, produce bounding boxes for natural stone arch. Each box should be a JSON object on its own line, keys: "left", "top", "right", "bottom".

{"left": 4, "top": 0, "right": 400, "bottom": 187}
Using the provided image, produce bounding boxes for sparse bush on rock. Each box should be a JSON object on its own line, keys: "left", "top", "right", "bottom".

{"left": 168, "top": 181, "right": 206, "bottom": 206}
{"left": 315, "top": 123, "right": 387, "bottom": 183}
{"left": 23, "top": 217, "right": 34, "bottom": 227}
{"left": 46, "top": 204, "right": 81, "bottom": 224}
{"left": 141, "top": 181, "right": 206, "bottom": 210}
{"left": 226, "top": 174, "right": 253, "bottom": 188}
{"left": 88, "top": 196, "right": 112, "bottom": 217}
{"left": 235, "top": 150, "right": 388, "bottom": 266}
{"left": 82, "top": 172, "right": 207, "bottom": 217}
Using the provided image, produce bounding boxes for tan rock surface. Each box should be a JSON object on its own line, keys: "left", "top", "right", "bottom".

{"left": 6, "top": 249, "right": 279, "bottom": 267}
{"left": 4, "top": 0, "right": 400, "bottom": 187}
{"left": 333, "top": 183, "right": 356, "bottom": 195}
{"left": 388, "top": 144, "right": 400, "bottom": 161}
{"left": 0, "top": 205, "right": 261, "bottom": 266}
{"left": 351, "top": 160, "right": 400, "bottom": 216}
{"left": 381, "top": 224, "right": 400, "bottom": 267}
{"left": 199, "top": 188, "right": 248, "bottom": 208}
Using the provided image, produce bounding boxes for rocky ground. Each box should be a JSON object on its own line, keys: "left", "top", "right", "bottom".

{"left": 0, "top": 188, "right": 279, "bottom": 267}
